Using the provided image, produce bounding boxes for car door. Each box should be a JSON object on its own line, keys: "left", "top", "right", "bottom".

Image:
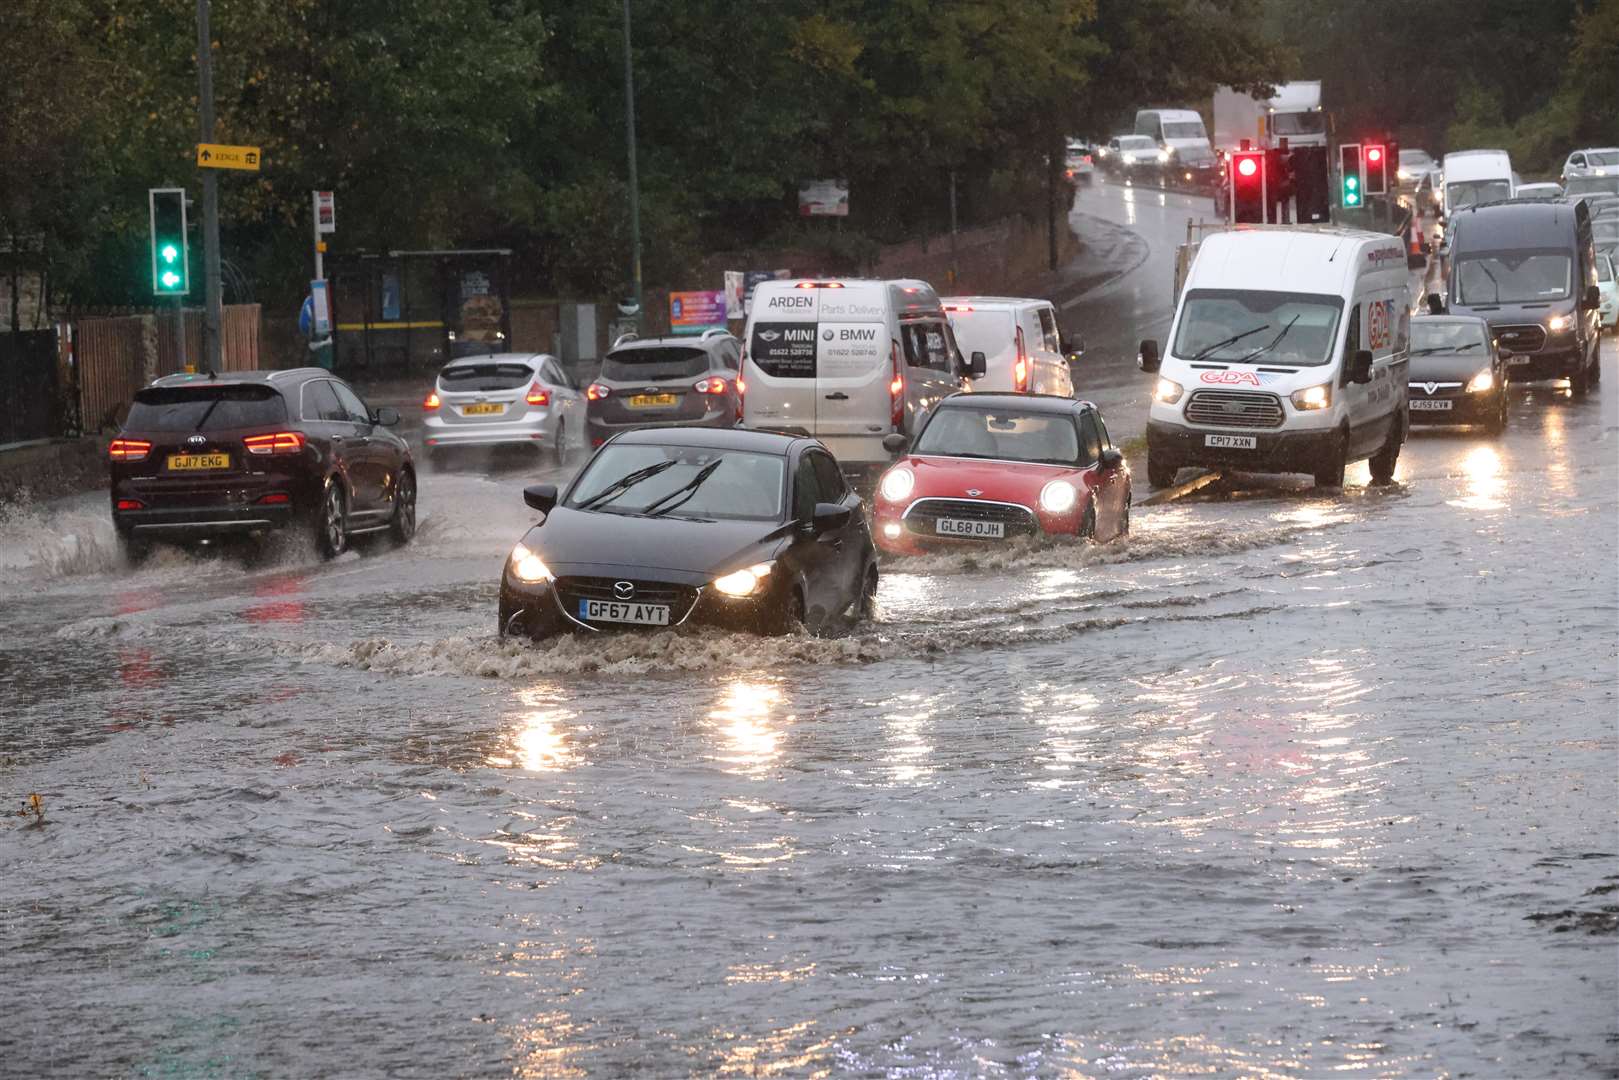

{"left": 1034, "top": 305, "right": 1072, "bottom": 396}
{"left": 329, "top": 379, "right": 387, "bottom": 517}
{"left": 808, "top": 448, "right": 864, "bottom": 610}
{"left": 786, "top": 451, "right": 839, "bottom": 624}
{"left": 300, "top": 379, "right": 360, "bottom": 502}
{"left": 540, "top": 358, "right": 581, "bottom": 438}
{"left": 1087, "top": 409, "right": 1129, "bottom": 537}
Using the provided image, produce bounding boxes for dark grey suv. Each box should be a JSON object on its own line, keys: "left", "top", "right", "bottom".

{"left": 585, "top": 329, "right": 742, "bottom": 448}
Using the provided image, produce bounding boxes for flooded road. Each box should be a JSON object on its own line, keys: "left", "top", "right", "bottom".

{"left": 4, "top": 213, "right": 1616, "bottom": 1075}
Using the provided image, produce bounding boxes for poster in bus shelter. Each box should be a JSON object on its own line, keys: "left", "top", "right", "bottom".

{"left": 669, "top": 290, "right": 727, "bottom": 334}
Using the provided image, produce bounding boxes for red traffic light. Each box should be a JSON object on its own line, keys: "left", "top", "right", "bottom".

{"left": 1366, "top": 146, "right": 1383, "bottom": 164}
{"left": 1237, "top": 156, "right": 1259, "bottom": 178}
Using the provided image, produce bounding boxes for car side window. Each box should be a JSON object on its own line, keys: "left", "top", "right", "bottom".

{"left": 540, "top": 359, "right": 563, "bottom": 385}
{"left": 793, "top": 455, "right": 820, "bottom": 521}
{"left": 1037, "top": 307, "right": 1060, "bottom": 353}
{"left": 1344, "top": 304, "right": 1361, "bottom": 359}
{"left": 720, "top": 342, "right": 741, "bottom": 371}
{"left": 331, "top": 381, "right": 371, "bottom": 424}
{"left": 303, "top": 379, "right": 344, "bottom": 422}
{"left": 1571, "top": 153, "right": 1585, "bottom": 168}
{"left": 808, "top": 451, "right": 847, "bottom": 503}
{"left": 1094, "top": 412, "right": 1113, "bottom": 451}
{"left": 1078, "top": 412, "right": 1102, "bottom": 464}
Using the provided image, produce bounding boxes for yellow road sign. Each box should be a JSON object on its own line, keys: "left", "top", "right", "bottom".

{"left": 196, "top": 143, "right": 262, "bottom": 171}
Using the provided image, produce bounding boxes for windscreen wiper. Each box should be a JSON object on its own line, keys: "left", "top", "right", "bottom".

{"left": 575, "top": 459, "right": 676, "bottom": 511}
{"left": 1191, "top": 324, "right": 1269, "bottom": 363}
{"left": 1411, "top": 343, "right": 1482, "bottom": 355}
{"left": 643, "top": 459, "right": 724, "bottom": 518}
{"left": 192, "top": 397, "right": 224, "bottom": 431}
{"left": 1234, "top": 315, "right": 1300, "bottom": 364}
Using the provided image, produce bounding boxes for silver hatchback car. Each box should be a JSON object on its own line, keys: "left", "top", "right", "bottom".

{"left": 585, "top": 330, "right": 742, "bottom": 449}
{"left": 423, "top": 352, "right": 587, "bottom": 464}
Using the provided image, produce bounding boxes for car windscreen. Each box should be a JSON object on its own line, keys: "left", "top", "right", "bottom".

{"left": 1120, "top": 138, "right": 1156, "bottom": 152}
{"left": 438, "top": 362, "right": 533, "bottom": 392}
{"left": 1272, "top": 111, "right": 1325, "bottom": 135}
{"left": 564, "top": 444, "right": 784, "bottom": 521}
{"left": 1399, "top": 150, "right": 1431, "bottom": 165}
{"left": 600, "top": 346, "right": 709, "bottom": 382}
{"left": 945, "top": 310, "right": 1015, "bottom": 365}
{"left": 1172, "top": 289, "right": 1344, "bottom": 367}
{"left": 1455, "top": 251, "right": 1571, "bottom": 304}
{"left": 1447, "top": 179, "right": 1512, "bottom": 209}
{"left": 1411, "top": 321, "right": 1488, "bottom": 354}
{"left": 1568, "top": 176, "right": 1619, "bottom": 196}
{"left": 1594, "top": 221, "right": 1619, "bottom": 244}
{"left": 1163, "top": 122, "right": 1206, "bottom": 139}
{"left": 126, "top": 385, "right": 286, "bottom": 431}
{"left": 1588, "top": 151, "right": 1619, "bottom": 167}
{"left": 914, "top": 408, "right": 1082, "bottom": 465}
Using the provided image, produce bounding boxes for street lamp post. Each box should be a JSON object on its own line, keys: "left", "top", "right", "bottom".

{"left": 622, "top": 0, "right": 643, "bottom": 329}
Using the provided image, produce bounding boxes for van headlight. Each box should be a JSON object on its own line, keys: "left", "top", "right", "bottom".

{"left": 1290, "top": 383, "right": 1332, "bottom": 410}
{"left": 1122, "top": 152, "right": 1136, "bottom": 164}
{"left": 879, "top": 466, "right": 915, "bottom": 503}
{"left": 1466, "top": 369, "right": 1495, "bottom": 393}
{"left": 1039, "top": 480, "right": 1078, "bottom": 514}
{"left": 1157, "top": 149, "right": 1171, "bottom": 163}
{"left": 509, "top": 543, "right": 553, "bottom": 583}
{"left": 1547, "top": 314, "right": 1570, "bottom": 332}
{"left": 713, "top": 562, "right": 774, "bottom": 597}
{"left": 1153, "top": 377, "right": 1184, "bottom": 404}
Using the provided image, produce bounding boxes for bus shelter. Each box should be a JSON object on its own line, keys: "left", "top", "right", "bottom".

{"left": 328, "top": 249, "right": 513, "bottom": 375}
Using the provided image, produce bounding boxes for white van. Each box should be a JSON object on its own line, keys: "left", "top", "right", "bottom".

{"left": 1441, "top": 150, "right": 1514, "bottom": 219}
{"left": 1134, "top": 108, "right": 1211, "bottom": 155}
{"left": 942, "top": 297, "right": 1077, "bottom": 396}
{"left": 741, "top": 279, "right": 981, "bottom": 466}
{"left": 1139, "top": 226, "right": 1410, "bottom": 489}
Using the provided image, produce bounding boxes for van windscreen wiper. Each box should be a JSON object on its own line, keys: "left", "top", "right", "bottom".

{"left": 1234, "top": 315, "right": 1300, "bottom": 364}
{"left": 1190, "top": 324, "right": 1269, "bottom": 362}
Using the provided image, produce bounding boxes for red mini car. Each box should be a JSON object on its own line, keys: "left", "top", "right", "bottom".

{"left": 873, "top": 393, "right": 1131, "bottom": 554}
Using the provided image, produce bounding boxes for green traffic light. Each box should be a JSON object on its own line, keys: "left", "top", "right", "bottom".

{"left": 1346, "top": 177, "right": 1358, "bottom": 190}
{"left": 160, "top": 270, "right": 181, "bottom": 289}
{"left": 161, "top": 243, "right": 179, "bottom": 263}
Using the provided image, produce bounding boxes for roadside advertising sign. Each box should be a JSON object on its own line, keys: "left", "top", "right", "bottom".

{"left": 724, "top": 271, "right": 745, "bottom": 319}
{"left": 798, "top": 179, "right": 849, "bottom": 217}
{"left": 669, "top": 290, "right": 728, "bottom": 334}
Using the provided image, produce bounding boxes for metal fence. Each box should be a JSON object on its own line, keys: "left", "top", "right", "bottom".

{"left": 0, "top": 331, "right": 61, "bottom": 443}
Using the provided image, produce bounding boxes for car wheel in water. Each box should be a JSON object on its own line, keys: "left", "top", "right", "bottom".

{"left": 1485, "top": 391, "right": 1507, "bottom": 437}
{"left": 1569, "top": 353, "right": 1590, "bottom": 397}
{"left": 767, "top": 588, "right": 807, "bottom": 637}
{"left": 390, "top": 469, "right": 417, "bottom": 545}
{"left": 115, "top": 528, "right": 151, "bottom": 567}
{"left": 1368, "top": 420, "right": 1401, "bottom": 485}
{"left": 1146, "top": 452, "right": 1177, "bottom": 489}
{"left": 856, "top": 564, "right": 879, "bottom": 623}
{"left": 1314, "top": 430, "right": 1347, "bottom": 489}
{"left": 315, "top": 480, "right": 347, "bottom": 559}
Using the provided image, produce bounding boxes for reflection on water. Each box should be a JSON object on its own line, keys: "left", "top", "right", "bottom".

{"left": 491, "top": 685, "right": 580, "bottom": 771}
{"left": 1448, "top": 444, "right": 1504, "bottom": 511}
{"left": 708, "top": 680, "right": 783, "bottom": 774}
{"left": 507, "top": 1009, "right": 587, "bottom": 1079}
{"left": 883, "top": 692, "right": 936, "bottom": 783}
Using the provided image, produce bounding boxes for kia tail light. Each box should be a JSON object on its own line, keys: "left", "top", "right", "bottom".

{"left": 525, "top": 383, "right": 550, "bottom": 406}
{"left": 243, "top": 431, "right": 307, "bottom": 456}
{"left": 108, "top": 438, "right": 152, "bottom": 462}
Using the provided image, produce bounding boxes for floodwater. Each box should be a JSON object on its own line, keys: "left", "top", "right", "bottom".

{"left": 3, "top": 192, "right": 1616, "bottom": 1078}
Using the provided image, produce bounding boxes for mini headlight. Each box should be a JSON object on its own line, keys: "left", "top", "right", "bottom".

{"left": 879, "top": 466, "right": 915, "bottom": 503}
{"left": 1466, "top": 369, "right": 1495, "bottom": 393}
{"left": 1153, "top": 377, "right": 1184, "bottom": 404}
{"left": 509, "top": 542, "right": 553, "bottom": 583}
{"left": 1039, "top": 480, "right": 1078, "bottom": 514}
{"left": 713, "top": 562, "right": 774, "bottom": 597}
{"left": 1290, "top": 383, "right": 1331, "bottom": 410}
{"left": 1547, "top": 314, "right": 1570, "bottom": 332}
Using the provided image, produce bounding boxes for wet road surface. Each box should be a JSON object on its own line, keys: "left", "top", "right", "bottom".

{"left": 3, "top": 191, "right": 1616, "bottom": 1077}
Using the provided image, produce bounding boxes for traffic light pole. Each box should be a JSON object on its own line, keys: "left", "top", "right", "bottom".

{"left": 195, "top": 0, "right": 222, "bottom": 371}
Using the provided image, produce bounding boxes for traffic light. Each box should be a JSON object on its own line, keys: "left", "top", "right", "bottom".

{"left": 1364, "top": 143, "right": 1387, "bottom": 195}
{"left": 1339, "top": 144, "right": 1363, "bottom": 208}
{"left": 1230, "top": 149, "right": 1267, "bottom": 223}
{"left": 148, "top": 187, "right": 189, "bottom": 296}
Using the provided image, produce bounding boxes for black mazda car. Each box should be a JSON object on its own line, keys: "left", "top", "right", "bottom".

{"left": 109, "top": 368, "right": 416, "bottom": 560}
{"left": 498, "top": 427, "right": 877, "bottom": 638}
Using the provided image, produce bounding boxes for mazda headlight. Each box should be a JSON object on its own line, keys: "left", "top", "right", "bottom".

{"left": 1290, "top": 383, "right": 1332, "bottom": 410}
{"left": 879, "top": 466, "right": 915, "bottom": 503}
{"left": 1466, "top": 369, "right": 1495, "bottom": 393}
{"left": 509, "top": 542, "right": 553, "bottom": 583}
{"left": 1157, "top": 149, "right": 1171, "bottom": 163}
{"left": 713, "top": 562, "right": 774, "bottom": 597}
{"left": 1547, "top": 314, "right": 1570, "bottom": 332}
{"left": 1039, "top": 480, "right": 1078, "bottom": 514}
{"left": 1153, "top": 377, "right": 1184, "bottom": 404}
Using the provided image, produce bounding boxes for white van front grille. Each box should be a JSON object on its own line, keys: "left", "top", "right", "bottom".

{"left": 1184, "top": 389, "right": 1285, "bottom": 428}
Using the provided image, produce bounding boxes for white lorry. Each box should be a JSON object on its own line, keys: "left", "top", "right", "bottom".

{"left": 1213, "top": 82, "right": 1327, "bottom": 152}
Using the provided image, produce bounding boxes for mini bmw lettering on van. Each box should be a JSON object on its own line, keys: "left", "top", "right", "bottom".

{"left": 741, "top": 279, "right": 976, "bottom": 466}
{"left": 1139, "top": 226, "right": 1410, "bottom": 490}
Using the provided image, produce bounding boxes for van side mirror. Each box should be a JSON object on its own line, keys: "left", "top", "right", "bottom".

{"left": 1351, "top": 349, "right": 1374, "bottom": 384}
{"left": 968, "top": 350, "right": 987, "bottom": 379}
{"left": 1425, "top": 292, "right": 1445, "bottom": 315}
{"left": 1064, "top": 332, "right": 1085, "bottom": 360}
{"left": 882, "top": 432, "right": 910, "bottom": 455}
{"left": 811, "top": 502, "right": 852, "bottom": 534}
{"left": 523, "top": 483, "right": 558, "bottom": 513}
{"left": 1581, "top": 284, "right": 1601, "bottom": 310}
{"left": 1138, "top": 339, "right": 1160, "bottom": 373}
